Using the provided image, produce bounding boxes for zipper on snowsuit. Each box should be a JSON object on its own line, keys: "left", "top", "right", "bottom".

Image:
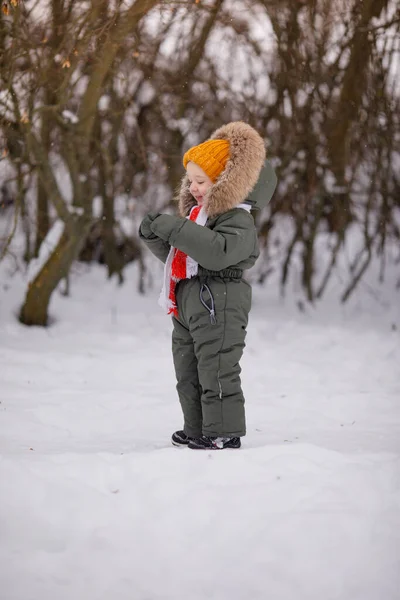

{"left": 199, "top": 280, "right": 217, "bottom": 325}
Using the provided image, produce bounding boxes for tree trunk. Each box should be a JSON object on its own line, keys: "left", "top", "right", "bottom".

{"left": 102, "top": 196, "right": 124, "bottom": 283}
{"left": 34, "top": 94, "right": 52, "bottom": 257}
{"left": 20, "top": 187, "right": 31, "bottom": 263}
{"left": 34, "top": 178, "right": 50, "bottom": 257}
{"left": 95, "top": 111, "right": 124, "bottom": 283}
{"left": 19, "top": 217, "right": 91, "bottom": 326}
{"left": 328, "top": 0, "right": 389, "bottom": 178}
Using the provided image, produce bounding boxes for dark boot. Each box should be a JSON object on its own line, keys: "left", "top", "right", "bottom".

{"left": 171, "top": 430, "right": 193, "bottom": 447}
{"left": 188, "top": 436, "right": 241, "bottom": 450}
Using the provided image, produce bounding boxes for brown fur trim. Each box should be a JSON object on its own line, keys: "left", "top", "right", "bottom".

{"left": 177, "top": 121, "right": 266, "bottom": 218}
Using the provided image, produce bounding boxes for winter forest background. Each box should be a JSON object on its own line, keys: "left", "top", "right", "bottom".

{"left": 1, "top": 3, "right": 400, "bottom": 600}
{"left": 0, "top": 0, "right": 399, "bottom": 323}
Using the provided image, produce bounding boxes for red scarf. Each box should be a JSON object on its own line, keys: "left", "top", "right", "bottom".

{"left": 168, "top": 205, "right": 202, "bottom": 316}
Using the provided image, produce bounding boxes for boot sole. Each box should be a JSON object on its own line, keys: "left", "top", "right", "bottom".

{"left": 188, "top": 442, "right": 241, "bottom": 450}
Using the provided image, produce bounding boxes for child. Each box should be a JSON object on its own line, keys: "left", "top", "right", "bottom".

{"left": 139, "top": 121, "right": 276, "bottom": 450}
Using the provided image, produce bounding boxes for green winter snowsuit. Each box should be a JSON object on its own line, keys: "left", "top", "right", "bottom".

{"left": 139, "top": 122, "right": 277, "bottom": 438}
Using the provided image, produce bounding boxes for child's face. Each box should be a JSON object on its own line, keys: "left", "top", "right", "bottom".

{"left": 186, "top": 162, "right": 213, "bottom": 206}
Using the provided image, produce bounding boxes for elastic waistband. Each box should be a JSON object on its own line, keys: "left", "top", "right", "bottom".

{"left": 197, "top": 266, "right": 243, "bottom": 280}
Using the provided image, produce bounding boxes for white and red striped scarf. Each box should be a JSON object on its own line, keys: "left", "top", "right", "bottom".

{"left": 159, "top": 204, "right": 208, "bottom": 316}
{"left": 158, "top": 202, "right": 251, "bottom": 317}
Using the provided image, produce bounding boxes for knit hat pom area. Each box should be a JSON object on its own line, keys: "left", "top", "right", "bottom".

{"left": 183, "top": 139, "right": 230, "bottom": 182}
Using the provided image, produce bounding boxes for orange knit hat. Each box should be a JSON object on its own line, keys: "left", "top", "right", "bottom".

{"left": 183, "top": 139, "right": 230, "bottom": 182}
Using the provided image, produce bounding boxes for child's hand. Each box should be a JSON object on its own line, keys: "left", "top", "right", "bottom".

{"left": 139, "top": 213, "right": 161, "bottom": 239}
{"left": 149, "top": 214, "right": 178, "bottom": 241}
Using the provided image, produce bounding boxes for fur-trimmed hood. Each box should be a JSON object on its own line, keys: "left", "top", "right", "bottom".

{"left": 177, "top": 121, "right": 266, "bottom": 218}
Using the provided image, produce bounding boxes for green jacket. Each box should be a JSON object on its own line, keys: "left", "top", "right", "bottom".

{"left": 140, "top": 208, "right": 256, "bottom": 272}
{"left": 139, "top": 160, "right": 277, "bottom": 274}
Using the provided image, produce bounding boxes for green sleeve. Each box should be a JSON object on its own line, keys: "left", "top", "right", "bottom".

{"left": 139, "top": 229, "right": 170, "bottom": 264}
{"left": 150, "top": 210, "right": 257, "bottom": 271}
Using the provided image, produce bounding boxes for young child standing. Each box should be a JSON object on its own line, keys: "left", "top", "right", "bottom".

{"left": 139, "top": 121, "right": 276, "bottom": 450}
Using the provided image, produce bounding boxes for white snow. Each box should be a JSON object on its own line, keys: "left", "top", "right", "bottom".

{"left": 137, "top": 81, "right": 156, "bottom": 106}
{"left": 0, "top": 90, "right": 14, "bottom": 120}
{"left": 98, "top": 96, "right": 110, "bottom": 111}
{"left": 68, "top": 205, "right": 84, "bottom": 215}
{"left": 92, "top": 195, "right": 102, "bottom": 218}
{"left": 0, "top": 258, "right": 399, "bottom": 600}
{"left": 26, "top": 219, "right": 65, "bottom": 284}
{"left": 62, "top": 110, "right": 79, "bottom": 124}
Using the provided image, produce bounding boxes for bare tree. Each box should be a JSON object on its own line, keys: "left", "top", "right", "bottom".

{"left": 1, "top": 0, "right": 162, "bottom": 325}
{"left": 1, "top": 0, "right": 398, "bottom": 324}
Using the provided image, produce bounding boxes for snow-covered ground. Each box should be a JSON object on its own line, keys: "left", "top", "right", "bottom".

{"left": 1, "top": 257, "right": 399, "bottom": 600}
